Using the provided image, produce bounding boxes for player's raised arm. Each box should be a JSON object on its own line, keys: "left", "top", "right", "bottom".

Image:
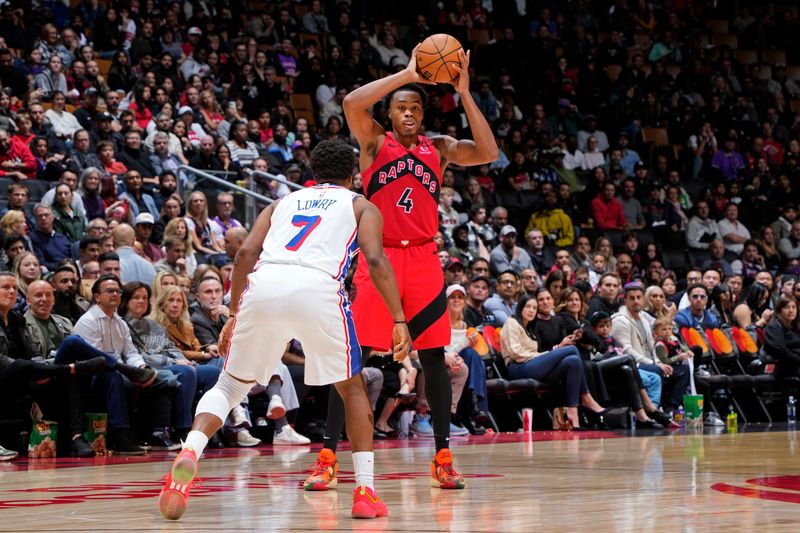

{"left": 354, "top": 196, "right": 411, "bottom": 360}
{"left": 343, "top": 44, "right": 431, "bottom": 156}
{"left": 431, "top": 49, "right": 499, "bottom": 167}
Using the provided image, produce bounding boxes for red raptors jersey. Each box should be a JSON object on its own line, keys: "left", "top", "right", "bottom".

{"left": 361, "top": 132, "right": 441, "bottom": 246}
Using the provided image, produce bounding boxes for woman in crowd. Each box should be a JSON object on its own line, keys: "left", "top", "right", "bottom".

{"left": 643, "top": 285, "right": 677, "bottom": 325}
{"left": 556, "top": 287, "right": 666, "bottom": 426}
{"left": 162, "top": 217, "right": 198, "bottom": 276}
{"left": 96, "top": 140, "right": 128, "bottom": 180}
{"left": 152, "top": 195, "right": 181, "bottom": 246}
{"left": 1, "top": 211, "right": 31, "bottom": 251}
{"left": 78, "top": 167, "right": 106, "bottom": 221}
{"left": 108, "top": 50, "right": 135, "bottom": 92}
{"left": 734, "top": 282, "right": 773, "bottom": 331}
{"left": 756, "top": 225, "right": 782, "bottom": 275}
{"left": 461, "top": 177, "right": 489, "bottom": 212}
{"left": 594, "top": 236, "right": 617, "bottom": 272}
{"left": 13, "top": 252, "right": 40, "bottom": 313}
{"left": 185, "top": 191, "right": 223, "bottom": 257}
{"left": 52, "top": 183, "right": 86, "bottom": 242}
{"left": 543, "top": 270, "right": 567, "bottom": 303}
{"left": 660, "top": 276, "right": 679, "bottom": 305}
{"left": 501, "top": 294, "right": 607, "bottom": 429}
{"left": 764, "top": 296, "right": 800, "bottom": 380}
{"left": 216, "top": 143, "right": 242, "bottom": 179}
{"left": 121, "top": 282, "right": 218, "bottom": 443}
{"left": 711, "top": 283, "right": 735, "bottom": 325}
{"left": 151, "top": 271, "right": 178, "bottom": 308}
{"left": 128, "top": 84, "right": 154, "bottom": 130}
{"left": 199, "top": 89, "right": 224, "bottom": 133}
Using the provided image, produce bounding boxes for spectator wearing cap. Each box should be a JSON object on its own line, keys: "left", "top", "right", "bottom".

{"left": 463, "top": 275, "right": 497, "bottom": 328}
{"left": 118, "top": 130, "right": 157, "bottom": 180}
{"left": 548, "top": 98, "right": 583, "bottom": 138}
{"left": 134, "top": 213, "right": 163, "bottom": 263}
{"left": 176, "top": 105, "right": 205, "bottom": 146}
{"left": 444, "top": 258, "right": 468, "bottom": 287}
{"left": 590, "top": 182, "right": 628, "bottom": 230}
{"left": 526, "top": 190, "right": 575, "bottom": 248}
{"left": 490, "top": 225, "right": 533, "bottom": 277}
{"left": 119, "top": 169, "right": 159, "bottom": 221}
{"left": 89, "top": 111, "right": 123, "bottom": 149}
{"left": 711, "top": 136, "right": 746, "bottom": 181}
{"left": 112, "top": 223, "right": 155, "bottom": 285}
{"left": 485, "top": 270, "right": 520, "bottom": 326}
{"left": 72, "top": 86, "right": 101, "bottom": 130}
{"left": 209, "top": 192, "right": 243, "bottom": 247}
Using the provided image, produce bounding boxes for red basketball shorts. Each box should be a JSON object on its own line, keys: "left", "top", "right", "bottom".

{"left": 351, "top": 241, "right": 448, "bottom": 352}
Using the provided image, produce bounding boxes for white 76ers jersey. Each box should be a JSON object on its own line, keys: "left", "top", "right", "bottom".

{"left": 258, "top": 184, "right": 359, "bottom": 280}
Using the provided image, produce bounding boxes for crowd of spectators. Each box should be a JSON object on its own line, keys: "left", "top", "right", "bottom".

{"left": 1, "top": 0, "right": 800, "bottom": 457}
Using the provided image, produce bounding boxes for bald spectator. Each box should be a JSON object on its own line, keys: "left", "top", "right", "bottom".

{"left": 30, "top": 204, "right": 72, "bottom": 271}
{"left": 113, "top": 224, "right": 155, "bottom": 284}
{"left": 210, "top": 192, "right": 243, "bottom": 247}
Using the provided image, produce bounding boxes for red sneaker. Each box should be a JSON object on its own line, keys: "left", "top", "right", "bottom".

{"left": 171, "top": 447, "right": 198, "bottom": 485}
{"left": 351, "top": 485, "right": 388, "bottom": 519}
{"left": 431, "top": 448, "right": 466, "bottom": 489}
{"left": 158, "top": 473, "right": 202, "bottom": 520}
{"left": 303, "top": 448, "right": 338, "bottom": 491}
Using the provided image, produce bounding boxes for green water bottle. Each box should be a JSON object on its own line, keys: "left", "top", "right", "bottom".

{"left": 726, "top": 406, "right": 738, "bottom": 432}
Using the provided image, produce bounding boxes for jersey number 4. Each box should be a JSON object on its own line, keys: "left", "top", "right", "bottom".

{"left": 397, "top": 187, "right": 414, "bottom": 213}
{"left": 285, "top": 215, "right": 321, "bottom": 251}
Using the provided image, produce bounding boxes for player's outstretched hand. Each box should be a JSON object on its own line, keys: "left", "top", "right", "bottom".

{"left": 404, "top": 43, "right": 436, "bottom": 85}
{"left": 217, "top": 319, "right": 234, "bottom": 356}
{"left": 448, "top": 49, "right": 471, "bottom": 94}
{"left": 392, "top": 323, "right": 412, "bottom": 361}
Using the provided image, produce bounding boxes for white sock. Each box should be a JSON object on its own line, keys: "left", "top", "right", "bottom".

{"left": 352, "top": 451, "right": 374, "bottom": 490}
{"left": 183, "top": 430, "right": 209, "bottom": 457}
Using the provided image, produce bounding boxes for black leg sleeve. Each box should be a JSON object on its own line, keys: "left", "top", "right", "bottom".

{"left": 418, "top": 347, "right": 451, "bottom": 452}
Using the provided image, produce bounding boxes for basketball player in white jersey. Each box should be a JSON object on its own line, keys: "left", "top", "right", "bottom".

{"left": 158, "top": 140, "right": 411, "bottom": 521}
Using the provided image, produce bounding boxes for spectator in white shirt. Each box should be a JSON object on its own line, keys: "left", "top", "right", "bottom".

{"left": 44, "top": 91, "right": 82, "bottom": 139}
{"left": 778, "top": 220, "right": 800, "bottom": 261}
{"left": 717, "top": 203, "right": 751, "bottom": 255}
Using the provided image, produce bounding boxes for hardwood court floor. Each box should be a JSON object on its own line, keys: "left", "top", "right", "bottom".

{"left": 0, "top": 427, "right": 799, "bottom": 532}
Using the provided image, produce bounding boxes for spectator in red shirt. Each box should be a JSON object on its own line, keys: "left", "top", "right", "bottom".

{"left": 590, "top": 182, "right": 628, "bottom": 230}
{"left": 0, "top": 128, "right": 36, "bottom": 180}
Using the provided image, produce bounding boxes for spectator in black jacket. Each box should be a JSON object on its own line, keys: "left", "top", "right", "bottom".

{"left": 587, "top": 273, "right": 622, "bottom": 316}
{"left": 764, "top": 296, "right": 800, "bottom": 380}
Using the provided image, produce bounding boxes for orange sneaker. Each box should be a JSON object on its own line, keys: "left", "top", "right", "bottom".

{"left": 351, "top": 485, "right": 388, "bottom": 518}
{"left": 303, "top": 448, "right": 338, "bottom": 491}
{"left": 171, "top": 447, "right": 198, "bottom": 485}
{"left": 158, "top": 472, "right": 202, "bottom": 520}
{"left": 431, "top": 448, "right": 465, "bottom": 489}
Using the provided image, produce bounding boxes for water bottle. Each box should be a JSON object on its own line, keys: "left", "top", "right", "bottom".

{"left": 788, "top": 396, "right": 797, "bottom": 425}
{"left": 629, "top": 410, "right": 636, "bottom": 430}
{"left": 726, "top": 406, "right": 738, "bottom": 432}
{"left": 674, "top": 405, "right": 685, "bottom": 428}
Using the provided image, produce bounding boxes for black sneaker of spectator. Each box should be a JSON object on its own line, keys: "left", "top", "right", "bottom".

{"left": 115, "top": 364, "right": 157, "bottom": 387}
{"left": 71, "top": 436, "right": 95, "bottom": 458}
{"left": 108, "top": 430, "right": 147, "bottom": 455}
{"left": 73, "top": 357, "right": 108, "bottom": 377}
{"left": 147, "top": 430, "right": 181, "bottom": 451}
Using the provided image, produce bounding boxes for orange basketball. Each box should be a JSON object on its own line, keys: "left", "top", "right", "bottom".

{"left": 416, "top": 34, "right": 463, "bottom": 83}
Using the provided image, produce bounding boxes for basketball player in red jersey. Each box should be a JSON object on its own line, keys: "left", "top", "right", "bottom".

{"left": 303, "top": 45, "right": 498, "bottom": 491}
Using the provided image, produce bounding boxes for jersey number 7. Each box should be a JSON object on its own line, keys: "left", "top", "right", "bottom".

{"left": 285, "top": 215, "right": 321, "bottom": 251}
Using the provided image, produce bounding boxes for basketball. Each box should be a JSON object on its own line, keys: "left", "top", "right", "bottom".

{"left": 415, "top": 34, "right": 463, "bottom": 84}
